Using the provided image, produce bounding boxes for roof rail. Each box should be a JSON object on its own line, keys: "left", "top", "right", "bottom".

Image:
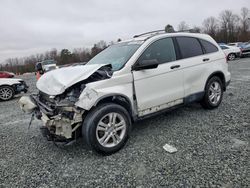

{"left": 133, "top": 29, "right": 201, "bottom": 38}
{"left": 177, "top": 29, "right": 200, "bottom": 33}
{"left": 133, "top": 28, "right": 202, "bottom": 39}
{"left": 133, "top": 29, "right": 166, "bottom": 38}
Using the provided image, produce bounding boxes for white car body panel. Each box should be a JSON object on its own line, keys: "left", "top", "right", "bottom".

{"left": 75, "top": 72, "right": 134, "bottom": 111}
{"left": 179, "top": 50, "right": 228, "bottom": 96}
{"left": 0, "top": 78, "right": 23, "bottom": 86}
{"left": 132, "top": 61, "right": 184, "bottom": 112}
{"left": 36, "top": 64, "right": 107, "bottom": 95}
{"left": 43, "top": 64, "right": 57, "bottom": 71}
{"left": 221, "top": 45, "right": 241, "bottom": 56}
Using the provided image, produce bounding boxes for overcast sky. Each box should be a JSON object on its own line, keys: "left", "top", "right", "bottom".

{"left": 0, "top": 0, "right": 249, "bottom": 63}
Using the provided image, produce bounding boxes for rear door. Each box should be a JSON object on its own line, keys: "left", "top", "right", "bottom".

{"left": 175, "top": 36, "right": 219, "bottom": 98}
{"left": 132, "top": 37, "right": 184, "bottom": 116}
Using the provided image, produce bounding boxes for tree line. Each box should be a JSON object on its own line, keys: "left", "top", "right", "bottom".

{"left": 1, "top": 7, "right": 249, "bottom": 74}
{"left": 167, "top": 7, "right": 250, "bottom": 43}
{"left": 0, "top": 40, "right": 108, "bottom": 74}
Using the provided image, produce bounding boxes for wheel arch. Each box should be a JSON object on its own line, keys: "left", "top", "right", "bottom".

{"left": 205, "top": 71, "right": 226, "bottom": 91}
{"left": 0, "top": 84, "right": 15, "bottom": 89}
{"left": 92, "top": 94, "right": 135, "bottom": 121}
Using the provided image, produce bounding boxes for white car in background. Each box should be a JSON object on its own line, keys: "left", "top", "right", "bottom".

{"left": 227, "top": 42, "right": 245, "bottom": 49}
{"left": 219, "top": 44, "right": 241, "bottom": 61}
{"left": 0, "top": 78, "right": 28, "bottom": 101}
{"left": 36, "top": 60, "right": 58, "bottom": 73}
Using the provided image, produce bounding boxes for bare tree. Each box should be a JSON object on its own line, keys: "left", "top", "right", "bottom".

{"left": 239, "top": 7, "right": 250, "bottom": 41}
{"left": 178, "top": 21, "right": 189, "bottom": 31}
{"left": 219, "top": 10, "right": 240, "bottom": 42}
{"left": 202, "top": 17, "right": 218, "bottom": 38}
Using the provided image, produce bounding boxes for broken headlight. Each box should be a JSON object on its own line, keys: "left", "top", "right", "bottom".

{"left": 57, "top": 84, "right": 85, "bottom": 106}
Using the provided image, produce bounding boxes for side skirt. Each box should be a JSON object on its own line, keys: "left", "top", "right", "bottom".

{"left": 133, "top": 91, "right": 205, "bottom": 122}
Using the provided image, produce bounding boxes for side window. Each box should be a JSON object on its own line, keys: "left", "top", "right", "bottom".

{"left": 200, "top": 39, "right": 218, "bottom": 53}
{"left": 176, "top": 37, "right": 203, "bottom": 58}
{"left": 137, "top": 38, "right": 176, "bottom": 64}
{"left": 220, "top": 46, "right": 229, "bottom": 50}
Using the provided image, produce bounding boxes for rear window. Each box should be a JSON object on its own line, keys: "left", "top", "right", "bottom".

{"left": 200, "top": 39, "right": 218, "bottom": 54}
{"left": 176, "top": 37, "right": 203, "bottom": 58}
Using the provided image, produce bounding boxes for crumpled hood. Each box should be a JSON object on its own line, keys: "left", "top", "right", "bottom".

{"left": 37, "top": 64, "right": 107, "bottom": 95}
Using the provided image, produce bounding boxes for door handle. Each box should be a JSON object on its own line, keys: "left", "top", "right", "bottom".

{"left": 203, "top": 58, "right": 210, "bottom": 62}
{"left": 170, "top": 65, "right": 180, "bottom": 69}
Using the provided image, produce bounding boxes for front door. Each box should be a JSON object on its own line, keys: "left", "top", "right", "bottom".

{"left": 132, "top": 37, "right": 185, "bottom": 116}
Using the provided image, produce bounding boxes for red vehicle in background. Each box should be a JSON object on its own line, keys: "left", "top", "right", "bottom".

{"left": 0, "top": 71, "right": 15, "bottom": 78}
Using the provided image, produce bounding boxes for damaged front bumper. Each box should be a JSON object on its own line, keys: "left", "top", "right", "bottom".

{"left": 19, "top": 94, "right": 84, "bottom": 141}
{"left": 15, "top": 81, "right": 28, "bottom": 94}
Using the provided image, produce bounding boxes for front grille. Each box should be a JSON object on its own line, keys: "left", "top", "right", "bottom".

{"left": 38, "top": 92, "right": 56, "bottom": 110}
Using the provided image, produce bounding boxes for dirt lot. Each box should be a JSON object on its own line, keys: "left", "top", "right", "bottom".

{"left": 0, "top": 58, "right": 249, "bottom": 187}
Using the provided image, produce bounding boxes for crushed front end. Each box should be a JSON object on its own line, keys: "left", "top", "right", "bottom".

{"left": 18, "top": 64, "right": 113, "bottom": 143}
{"left": 19, "top": 89, "right": 84, "bottom": 142}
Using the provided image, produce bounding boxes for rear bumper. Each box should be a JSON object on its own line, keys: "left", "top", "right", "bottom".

{"left": 235, "top": 52, "right": 241, "bottom": 57}
{"left": 241, "top": 51, "right": 250, "bottom": 56}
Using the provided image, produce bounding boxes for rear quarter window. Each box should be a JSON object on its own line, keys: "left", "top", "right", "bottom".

{"left": 176, "top": 37, "right": 203, "bottom": 59}
{"left": 220, "top": 46, "right": 229, "bottom": 50}
{"left": 200, "top": 39, "right": 218, "bottom": 54}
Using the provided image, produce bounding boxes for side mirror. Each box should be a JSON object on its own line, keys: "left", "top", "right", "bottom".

{"left": 133, "top": 59, "right": 159, "bottom": 71}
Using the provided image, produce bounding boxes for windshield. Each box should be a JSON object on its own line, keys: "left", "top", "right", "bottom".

{"left": 87, "top": 41, "right": 142, "bottom": 71}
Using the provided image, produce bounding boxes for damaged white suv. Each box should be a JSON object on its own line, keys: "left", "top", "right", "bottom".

{"left": 19, "top": 31, "right": 231, "bottom": 154}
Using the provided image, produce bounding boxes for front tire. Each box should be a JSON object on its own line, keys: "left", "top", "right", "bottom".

{"left": 201, "top": 76, "right": 223, "bottom": 109}
{"left": 0, "top": 86, "right": 14, "bottom": 101}
{"left": 82, "top": 103, "right": 131, "bottom": 155}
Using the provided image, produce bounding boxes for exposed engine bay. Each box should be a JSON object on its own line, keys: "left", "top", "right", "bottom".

{"left": 19, "top": 64, "right": 113, "bottom": 142}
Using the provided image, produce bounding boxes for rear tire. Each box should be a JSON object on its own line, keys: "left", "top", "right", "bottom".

{"left": 227, "top": 53, "right": 236, "bottom": 61}
{"left": 82, "top": 103, "right": 131, "bottom": 155}
{"left": 0, "top": 86, "right": 14, "bottom": 101}
{"left": 201, "top": 76, "right": 223, "bottom": 109}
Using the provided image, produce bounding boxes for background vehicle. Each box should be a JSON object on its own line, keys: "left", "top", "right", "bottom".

{"left": 0, "top": 71, "right": 15, "bottom": 78}
{"left": 35, "top": 60, "right": 58, "bottom": 80}
{"left": 241, "top": 43, "right": 250, "bottom": 57}
{"left": 0, "top": 78, "right": 28, "bottom": 101}
{"left": 227, "top": 42, "right": 245, "bottom": 49}
{"left": 219, "top": 44, "right": 241, "bottom": 60}
{"left": 39, "top": 60, "right": 57, "bottom": 72}
{"left": 19, "top": 31, "right": 231, "bottom": 155}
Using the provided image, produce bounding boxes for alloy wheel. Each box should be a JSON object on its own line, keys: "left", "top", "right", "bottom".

{"left": 228, "top": 54, "right": 235, "bottom": 61}
{"left": 208, "top": 81, "right": 222, "bottom": 105}
{"left": 0, "top": 87, "right": 13, "bottom": 100}
{"left": 96, "top": 112, "right": 126, "bottom": 148}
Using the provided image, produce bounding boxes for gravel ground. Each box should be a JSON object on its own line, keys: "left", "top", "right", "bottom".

{"left": 0, "top": 58, "right": 249, "bottom": 187}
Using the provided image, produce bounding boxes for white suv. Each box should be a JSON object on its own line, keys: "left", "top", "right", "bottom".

{"left": 19, "top": 31, "right": 231, "bottom": 154}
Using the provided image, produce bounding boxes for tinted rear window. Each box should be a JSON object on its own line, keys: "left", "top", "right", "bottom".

{"left": 176, "top": 37, "right": 203, "bottom": 58}
{"left": 200, "top": 39, "right": 218, "bottom": 54}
